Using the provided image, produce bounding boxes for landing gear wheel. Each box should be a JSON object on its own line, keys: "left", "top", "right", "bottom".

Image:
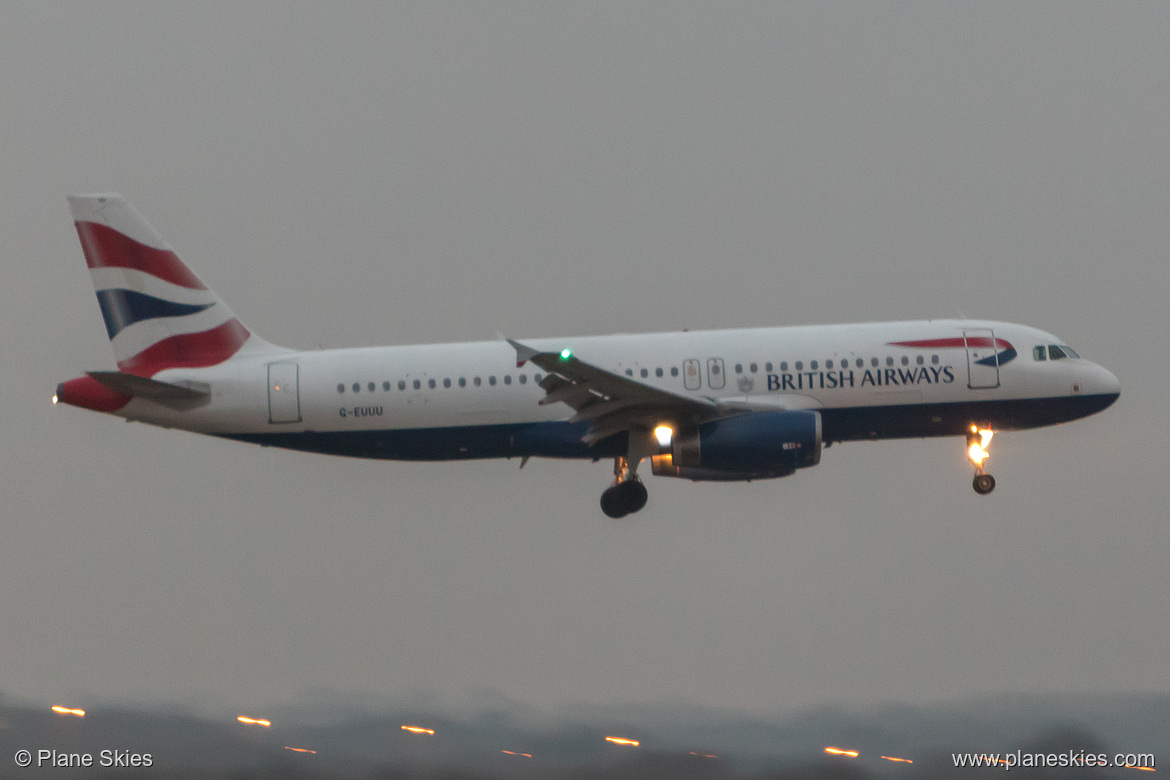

{"left": 973, "top": 473, "right": 996, "bottom": 495}
{"left": 600, "top": 480, "right": 649, "bottom": 518}
{"left": 601, "top": 485, "right": 629, "bottom": 518}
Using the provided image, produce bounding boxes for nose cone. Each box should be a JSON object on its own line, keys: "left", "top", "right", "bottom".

{"left": 1089, "top": 364, "right": 1121, "bottom": 406}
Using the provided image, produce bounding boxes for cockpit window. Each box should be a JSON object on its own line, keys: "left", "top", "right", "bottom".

{"left": 1061, "top": 345, "right": 1080, "bottom": 359}
{"left": 1049, "top": 345, "right": 1068, "bottom": 360}
{"left": 1033, "top": 345, "right": 1047, "bottom": 361}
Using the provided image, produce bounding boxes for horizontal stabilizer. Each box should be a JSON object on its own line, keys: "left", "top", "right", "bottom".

{"left": 87, "top": 371, "right": 210, "bottom": 409}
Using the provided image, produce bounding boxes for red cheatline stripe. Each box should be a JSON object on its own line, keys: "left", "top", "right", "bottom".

{"left": 75, "top": 221, "right": 206, "bottom": 290}
{"left": 118, "top": 319, "right": 250, "bottom": 377}
{"left": 889, "top": 337, "right": 1008, "bottom": 349}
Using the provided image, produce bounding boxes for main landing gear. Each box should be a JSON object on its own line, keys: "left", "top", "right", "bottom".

{"left": 601, "top": 455, "right": 649, "bottom": 518}
{"left": 967, "top": 426, "right": 996, "bottom": 495}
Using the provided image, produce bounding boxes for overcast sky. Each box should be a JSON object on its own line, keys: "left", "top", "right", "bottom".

{"left": 2, "top": 2, "right": 1167, "bottom": 718}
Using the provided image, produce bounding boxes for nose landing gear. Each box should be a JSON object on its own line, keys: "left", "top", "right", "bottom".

{"left": 967, "top": 426, "right": 996, "bottom": 495}
{"left": 600, "top": 455, "right": 649, "bottom": 518}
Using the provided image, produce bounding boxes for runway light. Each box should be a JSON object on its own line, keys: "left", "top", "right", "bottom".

{"left": 605, "top": 736, "right": 639, "bottom": 747}
{"left": 1124, "top": 765, "right": 1155, "bottom": 772}
{"left": 654, "top": 425, "right": 673, "bottom": 448}
{"left": 401, "top": 725, "right": 435, "bottom": 735}
{"left": 690, "top": 751, "right": 719, "bottom": 758}
{"left": 284, "top": 746, "right": 317, "bottom": 754}
{"left": 882, "top": 755, "right": 913, "bottom": 764}
{"left": 501, "top": 750, "right": 532, "bottom": 758}
{"left": 51, "top": 706, "right": 85, "bottom": 718}
{"left": 824, "top": 746, "right": 859, "bottom": 757}
{"left": 560, "top": 348, "right": 572, "bottom": 360}
{"left": 968, "top": 428, "right": 993, "bottom": 466}
{"left": 237, "top": 716, "right": 271, "bottom": 727}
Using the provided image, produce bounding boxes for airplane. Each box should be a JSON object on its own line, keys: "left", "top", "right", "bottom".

{"left": 54, "top": 194, "right": 1120, "bottom": 517}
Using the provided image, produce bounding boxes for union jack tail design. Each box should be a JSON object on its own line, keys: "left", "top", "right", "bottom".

{"left": 68, "top": 194, "right": 282, "bottom": 377}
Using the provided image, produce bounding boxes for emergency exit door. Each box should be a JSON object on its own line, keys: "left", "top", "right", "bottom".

{"left": 268, "top": 362, "right": 301, "bottom": 423}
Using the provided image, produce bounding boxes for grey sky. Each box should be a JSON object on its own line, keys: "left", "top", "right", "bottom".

{"left": 2, "top": 3, "right": 1167, "bottom": 717}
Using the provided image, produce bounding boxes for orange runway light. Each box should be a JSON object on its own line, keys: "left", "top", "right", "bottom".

{"left": 284, "top": 746, "right": 317, "bottom": 754}
{"left": 882, "top": 755, "right": 913, "bottom": 764}
{"left": 690, "top": 751, "right": 719, "bottom": 758}
{"left": 51, "top": 706, "right": 85, "bottom": 718}
{"left": 605, "top": 736, "right": 640, "bottom": 747}
{"left": 501, "top": 750, "right": 533, "bottom": 758}
{"left": 1124, "top": 766, "right": 1155, "bottom": 772}
{"left": 824, "top": 746, "right": 859, "bottom": 757}
{"left": 237, "top": 716, "right": 271, "bottom": 727}
{"left": 401, "top": 725, "right": 435, "bottom": 735}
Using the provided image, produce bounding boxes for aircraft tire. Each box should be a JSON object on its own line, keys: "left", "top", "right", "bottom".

{"left": 620, "top": 480, "right": 649, "bottom": 514}
{"left": 973, "top": 473, "right": 996, "bottom": 495}
{"left": 601, "top": 485, "right": 630, "bottom": 518}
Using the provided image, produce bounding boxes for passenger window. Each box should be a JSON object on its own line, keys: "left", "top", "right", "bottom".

{"left": 413, "top": 379, "right": 421, "bottom": 390}
{"left": 353, "top": 383, "right": 360, "bottom": 393}
{"left": 886, "top": 356, "right": 894, "bottom": 366}
{"left": 671, "top": 366, "right": 679, "bottom": 377}
{"left": 795, "top": 361, "right": 803, "bottom": 371}
{"left": 625, "top": 369, "right": 633, "bottom": 376}
{"left": 459, "top": 377, "right": 467, "bottom": 387}
{"left": 489, "top": 376, "right": 497, "bottom": 386}
{"left": 931, "top": 355, "right": 939, "bottom": 364}
{"left": 368, "top": 382, "right": 376, "bottom": 392}
{"left": 781, "top": 361, "right": 788, "bottom": 372}
{"left": 337, "top": 383, "right": 345, "bottom": 394}
{"left": 765, "top": 362, "right": 773, "bottom": 373}
{"left": 474, "top": 377, "right": 482, "bottom": 387}
{"left": 398, "top": 380, "right": 406, "bottom": 391}
{"left": 871, "top": 357, "right": 878, "bottom": 367}
{"left": 811, "top": 360, "right": 818, "bottom": 370}
{"left": 383, "top": 381, "right": 390, "bottom": 391}
{"left": 655, "top": 367, "right": 663, "bottom": 377}
{"left": 734, "top": 363, "right": 743, "bottom": 374}
{"left": 641, "top": 368, "right": 649, "bottom": 378}
{"left": 519, "top": 374, "right": 527, "bottom": 384}
{"left": 826, "top": 360, "right": 834, "bottom": 369}
{"left": 750, "top": 363, "right": 758, "bottom": 373}
{"left": 1033, "top": 345, "right": 1047, "bottom": 361}
{"left": 534, "top": 373, "right": 542, "bottom": 382}
{"left": 504, "top": 375, "right": 512, "bottom": 385}
{"left": 916, "top": 355, "right": 924, "bottom": 365}
{"left": 901, "top": 356, "right": 909, "bottom": 366}
{"left": 442, "top": 378, "right": 450, "bottom": 388}
{"left": 1049, "top": 345, "right": 1067, "bottom": 360}
{"left": 428, "top": 379, "right": 436, "bottom": 389}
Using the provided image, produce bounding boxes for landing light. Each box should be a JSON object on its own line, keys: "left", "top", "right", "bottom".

{"left": 52, "top": 395, "right": 58, "bottom": 405}
{"left": 654, "top": 425, "right": 673, "bottom": 448}
{"left": 560, "top": 348, "right": 572, "bottom": 360}
{"left": 967, "top": 428, "right": 993, "bottom": 467}
{"left": 51, "top": 706, "right": 85, "bottom": 718}
{"left": 237, "top": 716, "right": 271, "bottom": 727}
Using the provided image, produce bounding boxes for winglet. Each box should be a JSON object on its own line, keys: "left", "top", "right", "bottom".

{"left": 506, "top": 338, "right": 540, "bottom": 368}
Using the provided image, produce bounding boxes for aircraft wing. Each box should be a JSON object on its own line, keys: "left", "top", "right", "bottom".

{"left": 507, "top": 339, "right": 719, "bottom": 444}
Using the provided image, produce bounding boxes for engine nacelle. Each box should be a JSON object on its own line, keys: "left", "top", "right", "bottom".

{"left": 651, "top": 410, "right": 821, "bottom": 481}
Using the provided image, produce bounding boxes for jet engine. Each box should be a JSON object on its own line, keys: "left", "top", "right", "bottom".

{"left": 651, "top": 410, "right": 821, "bottom": 481}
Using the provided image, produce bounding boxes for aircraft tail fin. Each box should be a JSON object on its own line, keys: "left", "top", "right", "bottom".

{"left": 67, "top": 194, "right": 285, "bottom": 377}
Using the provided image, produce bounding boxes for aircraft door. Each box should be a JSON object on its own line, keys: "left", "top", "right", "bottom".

{"left": 268, "top": 362, "right": 301, "bottom": 423}
{"left": 683, "top": 359, "right": 701, "bottom": 391}
{"left": 707, "top": 357, "right": 725, "bottom": 390}
{"left": 964, "top": 329, "right": 1000, "bottom": 389}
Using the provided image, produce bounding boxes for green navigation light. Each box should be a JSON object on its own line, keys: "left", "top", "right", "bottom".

{"left": 560, "top": 348, "right": 572, "bottom": 360}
